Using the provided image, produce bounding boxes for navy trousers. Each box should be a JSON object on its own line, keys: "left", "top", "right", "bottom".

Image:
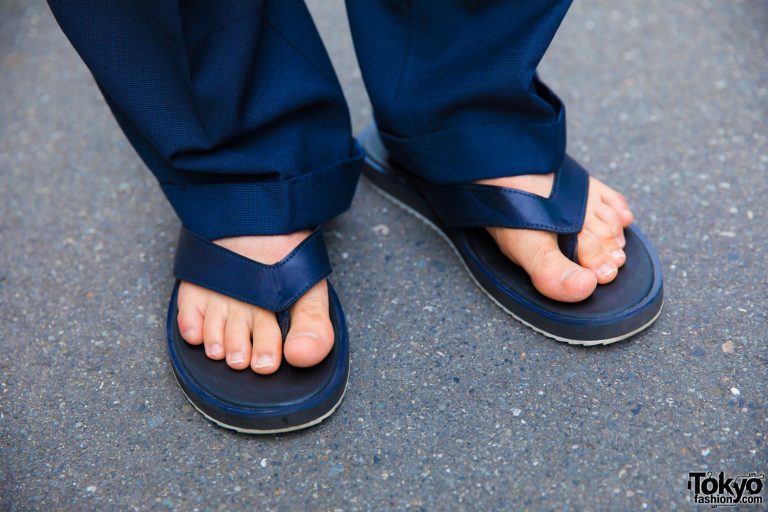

{"left": 48, "top": 0, "right": 572, "bottom": 240}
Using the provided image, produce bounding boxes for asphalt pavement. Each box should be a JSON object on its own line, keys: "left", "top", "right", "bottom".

{"left": 1, "top": 1, "right": 766, "bottom": 510}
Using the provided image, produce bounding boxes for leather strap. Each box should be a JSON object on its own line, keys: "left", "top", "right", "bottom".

{"left": 417, "top": 155, "right": 589, "bottom": 232}
{"left": 415, "top": 155, "right": 589, "bottom": 262}
{"left": 173, "top": 228, "right": 332, "bottom": 312}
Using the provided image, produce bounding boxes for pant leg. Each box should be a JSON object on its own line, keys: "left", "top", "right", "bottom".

{"left": 48, "top": 0, "right": 362, "bottom": 239}
{"left": 346, "top": 0, "right": 571, "bottom": 183}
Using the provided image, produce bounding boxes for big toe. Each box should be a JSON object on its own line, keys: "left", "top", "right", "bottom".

{"left": 283, "top": 280, "right": 334, "bottom": 368}
{"left": 530, "top": 246, "right": 598, "bottom": 302}
{"left": 491, "top": 228, "right": 597, "bottom": 302}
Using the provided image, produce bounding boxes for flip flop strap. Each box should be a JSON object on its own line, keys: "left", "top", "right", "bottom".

{"left": 415, "top": 155, "right": 589, "bottom": 262}
{"left": 173, "top": 227, "right": 332, "bottom": 312}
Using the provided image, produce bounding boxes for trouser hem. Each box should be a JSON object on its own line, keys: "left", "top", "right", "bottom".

{"left": 161, "top": 141, "right": 364, "bottom": 240}
{"left": 378, "top": 107, "right": 566, "bottom": 184}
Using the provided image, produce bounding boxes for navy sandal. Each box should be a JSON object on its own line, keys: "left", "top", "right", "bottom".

{"left": 166, "top": 227, "right": 349, "bottom": 433}
{"left": 360, "top": 124, "right": 663, "bottom": 345}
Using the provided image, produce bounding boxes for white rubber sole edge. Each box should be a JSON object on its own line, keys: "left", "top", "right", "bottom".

{"left": 172, "top": 368, "right": 349, "bottom": 435}
{"left": 365, "top": 176, "right": 662, "bottom": 347}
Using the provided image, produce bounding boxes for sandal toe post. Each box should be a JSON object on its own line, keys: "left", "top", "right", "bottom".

{"left": 166, "top": 228, "right": 349, "bottom": 433}
{"left": 360, "top": 123, "right": 662, "bottom": 345}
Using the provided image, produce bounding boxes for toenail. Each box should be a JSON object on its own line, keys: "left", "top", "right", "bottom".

{"left": 182, "top": 328, "right": 196, "bottom": 339}
{"left": 562, "top": 268, "right": 587, "bottom": 281}
{"left": 228, "top": 352, "right": 245, "bottom": 365}
{"left": 610, "top": 250, "right": 625, "bottom": 260}
{"left": 286, "top": 332, "right": 320, "bottom": 342}
{"left": 615, "top": 235, "right": 626, "bottom": 248}
{"left": 596, "top": 264, "right": 617, "bottom": 279}
{"left": 253, "top": 355, "right": 273, "bottom": 369}
{"left": 207, "top": 343, "right": 223, "bottom": 357}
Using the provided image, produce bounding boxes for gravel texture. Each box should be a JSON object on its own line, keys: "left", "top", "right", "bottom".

{"left": 1, "top": 1, "right": 766, "bottom": 510}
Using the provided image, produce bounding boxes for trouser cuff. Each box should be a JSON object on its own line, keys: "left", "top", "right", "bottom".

{"left": 162, "top": 142, "right": 364, "bottom": 240}
{"left": 379, "top": 106, "right": 566, "bottom": 184}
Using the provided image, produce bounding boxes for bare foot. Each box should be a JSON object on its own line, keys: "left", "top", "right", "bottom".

{"left": 175, "top": 231, "right": 334, "bottom": 374}
{"left": 477, "top": 174, "right": 634, "bottom": 302}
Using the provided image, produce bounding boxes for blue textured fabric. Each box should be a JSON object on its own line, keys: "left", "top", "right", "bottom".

{"left": 48, "top": 0, "right": 362, "bottom": 239}
{"left": 49, "top": 0, "right": 573, "bottom": 238}
{"left": 347, "top": 0, "right": 572, "bottom": 183}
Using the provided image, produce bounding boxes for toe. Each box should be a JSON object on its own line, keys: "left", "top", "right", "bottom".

{"left": 177, "top": 283, "right": 205, "bottom": 345}
{"left": 491, "top": 228, "right": 597, "bottom": 302}
{"left": 601, "top": 188, "right": 634, "bottom": 227}
{"left": 577, "top": 229, "right": 619, "bottom": 284}
{"left": 202, "top": 298, "right": 227, "bottom": 360}
{"left": 616, "top": 207, "right": 634, "bottom": 227}
{"left": 223, "top": 305, "right": 253, "bottom": 370}
{"left": 249, "top": 308, "right": 282, "bottom": 375}
{"left": 584, "top": 210, "right": 622, "bottom": 253}
{"left": 594, "top": 203, "right": 623, "bottom": 241}
{"left": 284, "top": 280, "right": 334, "bottom": 368}
{"left": 608, "top": 248, "right": 626, "bottom": 268}
{"left": 586, "top": 202, "right": 626, "bottom": 268}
